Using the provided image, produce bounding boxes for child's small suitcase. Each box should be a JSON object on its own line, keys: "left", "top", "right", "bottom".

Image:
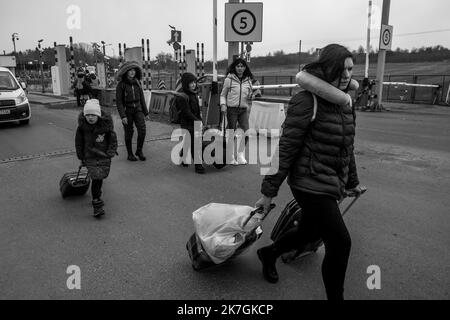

{"left": 270, "top": 187, "right": 367, "bottom": 263}
{"left": 59, "top": 165, "right": 91, "bottom": 198}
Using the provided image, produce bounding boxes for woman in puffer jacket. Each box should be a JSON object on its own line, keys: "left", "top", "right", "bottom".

{"left": 116, "top": 61, "right": 149, "bottom": 161}
{"left": 255, "top": 44, "right": 365, "bottom": 300}
{"left": 220, "top": 58, "right": 253, "bottom": 165}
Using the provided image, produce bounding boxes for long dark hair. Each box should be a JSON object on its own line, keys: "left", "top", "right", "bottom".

{"left": 226, "top": 58, "right": 253, "bottom": 79}
{"left": 303, "top": 44, "right": 353, "bottom": 84}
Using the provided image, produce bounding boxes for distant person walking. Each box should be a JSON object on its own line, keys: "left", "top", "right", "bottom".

{"left": 220, "top": 58, "right": 253, "bottom": 165}
{"left": 255, "top": 44, "right": 364, "bottom": 300}
{"left": 75, "top": 99, "right": 118, "bottom": 217}
{"left": 176, "top": 72, "right": 205, "bottom": 174}
{"left": 116, "top": 61, "right": 149, "bottom": 161}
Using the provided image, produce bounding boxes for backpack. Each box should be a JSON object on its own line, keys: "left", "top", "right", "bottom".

{"left": 169, "top": 92, "right": 189, "bottom": 124}
{"left": 76, "top": 78, "right": 84, "bottom": 90}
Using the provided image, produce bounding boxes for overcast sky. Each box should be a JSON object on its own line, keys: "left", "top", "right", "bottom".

{"left": 1, "top": 0, "right": 450, "bottom": 60}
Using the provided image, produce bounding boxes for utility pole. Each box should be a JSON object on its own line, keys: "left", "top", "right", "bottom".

{"left": 298, "top": 40, "right": 302, "bottom": 71}
{"left": 365, "top": 0, "right": 372, "bottom": 82}
{"left": 375, "top": 0, "right": 391, "bottom": 110}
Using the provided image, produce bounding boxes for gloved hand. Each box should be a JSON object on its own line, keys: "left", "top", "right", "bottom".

{"left": 344, "top": 185, "right": 367, "bottom": 197}
{"left": 255, "top": 195, "right": 274, "bottom": 215}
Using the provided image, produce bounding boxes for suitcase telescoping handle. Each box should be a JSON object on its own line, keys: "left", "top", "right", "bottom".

{"left": 339, "top": 186, "right": 368, "bottom": 216}
{"left": 75, "top": 164, "right": 89, "bottom": 183}
{"left": 243, "top": 203, "right": 276, "bottom": 227}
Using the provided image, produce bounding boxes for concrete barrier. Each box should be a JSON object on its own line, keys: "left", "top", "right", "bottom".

{"left": 149, "top": 91, "right": 169, "bottom": 114}
{"left": 248, "top": 100, "right": 286, "bottom": 137}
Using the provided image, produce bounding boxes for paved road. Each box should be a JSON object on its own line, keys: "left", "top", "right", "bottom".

{"left": 0, "top": 102, "right": 449, "bottom": 300}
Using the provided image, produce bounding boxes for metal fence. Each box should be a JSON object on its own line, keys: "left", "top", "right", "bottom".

{"left": 26, "top": 73, "right": 450, "bottom": 105}
{"left": 252, "top": 75, "right": 449, "bottom": 105}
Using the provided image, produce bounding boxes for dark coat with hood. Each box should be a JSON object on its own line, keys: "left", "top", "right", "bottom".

{"left": 75, "top": 111, "right": 118, "bottom": 179}
{"left": 261, "top": 90, "right": 359, "bottom": 200}
{"left": 116, "top": 61, "right": 149, "bottom": 119}
{"left": 176, "top": 72, "right": 202, "bottom": 128}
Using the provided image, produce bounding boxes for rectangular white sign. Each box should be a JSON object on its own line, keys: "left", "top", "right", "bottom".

{"left": 225, "top": 3, "right": 263, "bottom": 42}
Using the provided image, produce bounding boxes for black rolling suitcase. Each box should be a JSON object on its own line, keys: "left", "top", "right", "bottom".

{"left": 59, "top": 165, "right": 91, "bottom": 198}
{"left": 270, "top": 187, "right": 367, "bottom": 263}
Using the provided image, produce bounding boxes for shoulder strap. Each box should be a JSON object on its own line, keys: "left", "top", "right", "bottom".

{"left": 311, "top": 93, "right": 318, "bottom": 122}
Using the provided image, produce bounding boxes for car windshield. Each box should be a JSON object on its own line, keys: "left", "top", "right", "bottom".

{"left": 0, "top": 71, "right": 20, "bottom": 90}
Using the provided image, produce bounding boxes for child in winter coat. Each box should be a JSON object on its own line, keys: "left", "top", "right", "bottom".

{"left": 75, "top": 99, "right": 118, "bottom": 217}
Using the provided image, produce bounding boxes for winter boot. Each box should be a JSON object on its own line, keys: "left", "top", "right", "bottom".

{"left": 92, "top": 199, "right": 105, "bottom": 218}
{"left": 136, "top": 136, "right": 146, "bottom": 161}
{"left": 237, "top": 151, "right": 248, "bottom": 165}
{"left": 125, "top": 139, "right": 138, "bottom": 161}
{"left": 257, "top": 245, "right": 279, "bottom": 283}
{"left": 135, "top": 150, "right": 146, "bottom": 161}
{"left": 195, "top": 164, "right": 205, "bottom": 174}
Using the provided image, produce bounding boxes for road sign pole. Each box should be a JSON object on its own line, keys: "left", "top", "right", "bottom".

{"left": 365, "top": 0, "right": 372, "bottom": 80}
{"left": 228, "top": 0, "right": 240, "bottom": 65}
{"left": 375, "top": 0, "right": 391, "bottom": 109}
{"left": 213, "top": 0, "right": 218, "bottom": 82}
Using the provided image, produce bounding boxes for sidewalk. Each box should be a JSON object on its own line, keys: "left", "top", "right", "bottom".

{"left": 27, "top": 91, "right": 76, "bottom": 107}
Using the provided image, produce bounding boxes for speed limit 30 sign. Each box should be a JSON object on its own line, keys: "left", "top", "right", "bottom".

{"left": 379, "top": 24, "right": 394, "bottom": 50}
{"left": 225, "top": 2, "right": 263, "bottom": 42}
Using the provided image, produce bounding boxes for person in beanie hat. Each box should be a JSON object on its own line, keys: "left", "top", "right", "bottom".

{"left": 175, "top": 72, "right": 205, "bottom": 174}
{"left": 75, "top": 99, "right": 118, "bottom": 217}
{"left": 116, "top": 61, "right": 149, "bottom": 161}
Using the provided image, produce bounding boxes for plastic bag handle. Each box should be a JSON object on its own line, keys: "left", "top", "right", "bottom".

{"left": 243, "top": 203, "right": 276, "bottom": 227}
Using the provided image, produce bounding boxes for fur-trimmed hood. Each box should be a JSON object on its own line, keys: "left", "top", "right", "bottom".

{"left": 115, "top": 61, "right": 143, "bottom": 81}
{"left": 78, "top": 110, "right": 114, "bottom": 133}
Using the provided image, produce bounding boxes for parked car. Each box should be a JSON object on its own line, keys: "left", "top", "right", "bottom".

{"left": 0, "top": 67, "right": 31, "bottom": 125}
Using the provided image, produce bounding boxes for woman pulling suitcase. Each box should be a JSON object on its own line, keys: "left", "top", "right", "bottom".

{"left": 255, "top": 44, "right": 365, "bottom": 300}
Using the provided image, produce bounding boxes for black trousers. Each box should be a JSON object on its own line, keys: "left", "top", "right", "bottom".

{"left": 91, "top": 179, "right": 103, "bottom": 200}
{"left": 180, "top": 126, "right": 202, "bottom": 164}
{"left": 272, "top": 188, "right": 352, "bottom": 301}
{"left": 123, "top": 110, "right": 146, "bottom": 154}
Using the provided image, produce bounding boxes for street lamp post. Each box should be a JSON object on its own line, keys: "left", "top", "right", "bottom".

{"left": 37, "top": 39, "right": 44, "bottom": 93}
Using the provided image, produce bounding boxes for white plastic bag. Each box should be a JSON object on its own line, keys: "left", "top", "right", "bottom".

{"left": 192, "top": 203, "right": 263, "bottom": 264}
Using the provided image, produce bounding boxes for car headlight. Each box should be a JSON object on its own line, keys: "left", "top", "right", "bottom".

{"left": 15, "top": 93, "right": 27, "bottom": 105}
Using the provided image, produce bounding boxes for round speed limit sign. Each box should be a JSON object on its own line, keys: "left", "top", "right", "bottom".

{"left": 232, "top": 10, "right": 256, "bottom": 36}
{"left": 225, "top": 3, "right": 263, "bottom": 42}
{"left": 379, "top": 24, "right": 393, "bottom": 50}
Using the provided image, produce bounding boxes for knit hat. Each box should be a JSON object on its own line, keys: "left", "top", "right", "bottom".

{"left": 83, "top": 99, "right": 101, "bottom": 117}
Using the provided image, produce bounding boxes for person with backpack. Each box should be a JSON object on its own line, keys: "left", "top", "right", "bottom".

{"left": 175, "top": 72, "right": 205, "bottom": 174}
{"left": 75, "top": 99, "right": 118, "bottom": 217}
{"left": 254, "top": 44, "right": 365, "bottom": 300}
{"left": 220, "top": 58, "right": 253, "bottom": 165}
{"left": 116, "top": 61, "right": 149, "bottom": 161}
{"left": 73, "top": 68, "right": 91, "bottom": 107}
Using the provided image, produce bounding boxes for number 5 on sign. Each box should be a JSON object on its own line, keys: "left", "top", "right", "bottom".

{"left": 225, "top": 2, "right": 263, "bottom": 42}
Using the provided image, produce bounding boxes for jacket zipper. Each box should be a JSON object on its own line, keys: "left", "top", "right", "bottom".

{"left": 132, "top": 84, "right": 136, "bottom": 108}
{"left": 238, "top": 79, "right": 242, "bottom": 108}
